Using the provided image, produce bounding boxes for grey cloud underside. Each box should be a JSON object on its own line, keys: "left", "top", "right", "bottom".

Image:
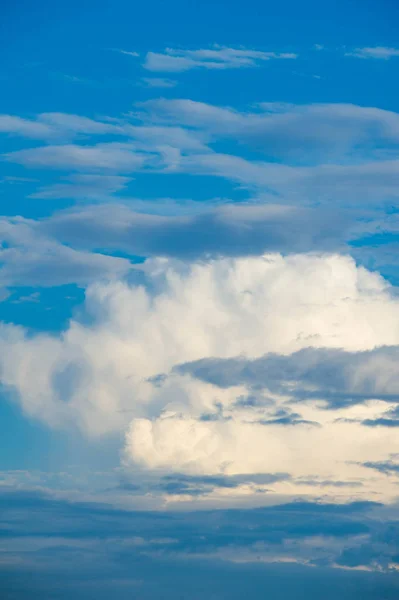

{"left": 117, "top": 472, "right": 365, "bottom": 497}
{"left": 39, "top": 203, "right": 353, "bottom": 259}
{"left": 0, "top": 202, "right": 361, "bottom": 288}
{"left": 0, "top": 216, "right": 131, "bottom": 287}
{"left": 175, "top": 346, "right": 399, "bottom": 408}
{"left": 361, "top": 460, "right": 399, "bottom": 476}
{"left": 362, "top": 406, "right": 399, "bottom": 427}
{"left": 117, "top": 472, "right": 292, "bottom": 497}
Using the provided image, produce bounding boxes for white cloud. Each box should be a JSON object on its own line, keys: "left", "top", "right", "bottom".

{"left": 0, "top": 216, "right": 132, "bottom": 287}
{"left": 140, "top": 99, "right": 399, "bottom": 162}
{"left": 117, "top": 49, "right": 140, "bottom": 58}
{"left": 5, "top": 143, "right": 148, "bottom": 172}
{"left": 346, "top": 47, "right": 399, "bottom": 60}
{"left": 0, "top": 115, "right": 55, "bottom": 139}
{"left": 179, "top": 153, "right": 399, "bottom": 204}
{"left": 143, "top": 46, "right": 297, "bottom": 72}
{"left": 0, "top": 113, "right": 116, "bottom": 140}
{"left": 1, "top": 253, "right": 399, "bottom": 501}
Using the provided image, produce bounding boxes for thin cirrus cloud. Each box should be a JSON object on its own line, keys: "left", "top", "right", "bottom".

{"left": 142, "top": 46, "right": 298, "bottom": 72}
{"left": 346, "top": 46, "right": 399, "bottom": 59}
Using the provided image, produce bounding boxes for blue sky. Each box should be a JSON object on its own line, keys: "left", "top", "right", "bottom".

{"left": 1, "top": 0, "right": 399, "bottom": 597}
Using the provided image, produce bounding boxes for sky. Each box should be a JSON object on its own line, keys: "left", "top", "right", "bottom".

{"left": 1, "top": 0, "right": 399, "bottom": 598}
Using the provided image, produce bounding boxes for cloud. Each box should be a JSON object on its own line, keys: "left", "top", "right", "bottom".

{"left": 117, "top": 49, "right": 140, "bottom": 58}
{"left": 0, "top": 112, "right": 206, "bottom": 158}
{"left": 361, "top": 459, "right": 399, "bottom": 476}
{"left": 143, "top": 46, "right": 297, "bottom": 72}
{"left": 140, "top": 99, "right": 399, "bottom": 162}
{"left": 0, "top": 215, "right": 132, "bottom": 287}
{"left": 1, "top": 253, "right": 399, "bottom": 497}
{"left": 152, "top": 471, "right": 290, "bottom": 496}
{"left": 0, "top": 112, "right": 116, "bottom": 140}
{"left": 179, "top": 153, "right": 399, "bottom": 204}
{"left": 0, "top": 115, "right": 56, "bottom": 139}
{"left": 361, "top": 406, "right": 399, "bottom": 428}
{"left": 39, "top": 202, "right": 354, "bottom": 258}
{"left": 5, "top": 142, "right": 148, "bottom": 172}
{"left": 3, "top": 103, "right": 399, "bottom": 210}
{"left": 176, "top": 346, "right": 399, "bottom": 408}
{"left": 346, "top": 47, "right": 399, "bottom": 60}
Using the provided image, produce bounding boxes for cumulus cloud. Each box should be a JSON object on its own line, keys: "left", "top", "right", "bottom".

{"left": 1, "top": 253, "right": 399, "bottom": 500}
{"left": 143, "top": 46, "right": 297, "bottom": 72}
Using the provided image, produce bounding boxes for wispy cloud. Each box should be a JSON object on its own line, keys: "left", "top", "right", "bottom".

{"left": 140, "top": 99, "right": 399, "bottom": 162}
{"left": 0, "top": 216, "right": 132, "bottom": 288}
{"left": 346, "top": 46, "right": 399, "bottom": 60}
{"left": 115, "top": 48, "right": 140, "bottom": 57}
{"left": 5, "top": 143, "right": 148, "bottom": 172}
{"left": 142, "top": 46, "right": 297, "bottom": 72}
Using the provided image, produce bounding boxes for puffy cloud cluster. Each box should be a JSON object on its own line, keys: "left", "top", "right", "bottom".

{"left": 1, "top": 253, "right": 399, "bottom": 500}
